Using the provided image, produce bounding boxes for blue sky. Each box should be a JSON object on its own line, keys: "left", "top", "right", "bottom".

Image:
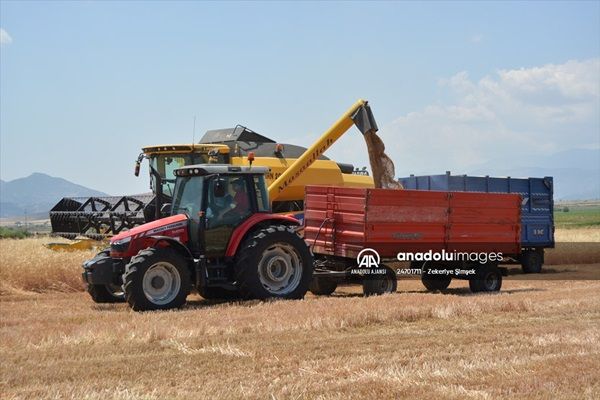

{"left": 1, "top": 1, "right": 599, "bottom": 195}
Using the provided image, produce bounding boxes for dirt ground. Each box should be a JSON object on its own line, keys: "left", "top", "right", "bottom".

{"left": 1, "top": 266, "right": 599, "bottom": 400}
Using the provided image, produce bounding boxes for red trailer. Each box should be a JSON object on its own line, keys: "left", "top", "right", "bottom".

{"left": 303, "top": 186, "right": 521, "bottom": 295}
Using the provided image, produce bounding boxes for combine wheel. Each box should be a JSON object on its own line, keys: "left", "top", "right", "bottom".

{"left": 123, "top": 248, "right": 190, "bottom": 311}
{"left": 235, "top": 225, "right": 313, "bottom": 300}
{"left": 362, "top": 265, "right": 397, "bottom": 296}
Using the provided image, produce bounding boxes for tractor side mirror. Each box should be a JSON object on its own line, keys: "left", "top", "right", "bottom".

{"left": 160, "top": 203, "right": 172, "bottom": 217}
{"left": 214, "top": 179, "right": 226, "bottom": 198}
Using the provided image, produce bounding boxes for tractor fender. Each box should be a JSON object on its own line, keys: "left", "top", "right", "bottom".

{"left": 225, "top": 213, "right": 300, "bottom": 257}
{"left": 146, "top": 235, "right": 194, "bottom": 261}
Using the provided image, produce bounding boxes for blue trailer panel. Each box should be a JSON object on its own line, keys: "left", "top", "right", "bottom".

{"left": 398, "top": 172, "right": 554, "bottom": 248}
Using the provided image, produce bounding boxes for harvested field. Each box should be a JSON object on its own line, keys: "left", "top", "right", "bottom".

{"left": 0, "top": 232, "right": 599, "bottom": 399}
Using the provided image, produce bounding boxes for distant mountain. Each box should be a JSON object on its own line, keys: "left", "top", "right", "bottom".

{"left": 467, "top": 148, "right": 600, "bottom": 200}
{"left": 0, "top": 173, "right": 108, "bottom": 218}
{"left": 401, "top": 148, "right": 599, "bottom": 200}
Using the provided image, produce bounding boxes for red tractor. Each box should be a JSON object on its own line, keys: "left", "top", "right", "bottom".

{"left": 82, "top": 165, "right": 313, "bottom": 311}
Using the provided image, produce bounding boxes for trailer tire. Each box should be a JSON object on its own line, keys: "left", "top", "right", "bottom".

{"left": 421, "top": 270, "right": 452, "bottom": 291}
{"left": 123, "top": 247, "right": 190, "bottom": 311}
{"left": 235, "top": 225, "right": 313, "bottom": 300}
{"left": 362, "top": 266, "right": 397, "bottom": 296}
{"left": 309, "top": 278, "right": 337, "bottom": 296}
{"left": 521, "top": 250, "right": 543, "bottom": 274}
{"left": 469, "top": 267, "right": 502, "bottom": 293}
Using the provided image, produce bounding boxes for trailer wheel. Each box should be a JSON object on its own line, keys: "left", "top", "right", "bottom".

{"left": 87, "top": 283, "right": 125, "bottom": 303}
{"left": 362, "top": 266, "right": 397, "bottom": 296}
{"left": 309, "top": 278, "right": 337, "bottom": 296}
{"left": 521, "top": 250, "right": 543, "bottom": 274}
{"left": 235, "top": 225, "right": 313, "bottom": 300}
{"left": 198, "top": 287, "right": 239, "bottom": 300}
{"left": 123, "top": 247, "right": 190, "bottom": 311}
{"left": 469, "top": 267, "right": 502, "bottom": 293}
{"left": 421, "top": 269, "right": 452, "bottom": 291}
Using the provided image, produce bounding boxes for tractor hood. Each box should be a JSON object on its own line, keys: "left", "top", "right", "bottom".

{"left": 110, "top": 214, "right": 189, "bottom": 244}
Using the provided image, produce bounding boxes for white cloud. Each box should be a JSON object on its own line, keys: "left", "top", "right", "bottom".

{"left": 470, "top": 34, "right": 483, "bottom": 44}
{"left": 0, "top": 28, "right": 13, "bottom": 45}
{"left": 326, "top": 58, "right": 600, "bottom": 177}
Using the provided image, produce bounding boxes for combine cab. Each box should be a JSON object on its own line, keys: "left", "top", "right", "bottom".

{"left": 49, "top": 143, "right": 230, "bottom": 239}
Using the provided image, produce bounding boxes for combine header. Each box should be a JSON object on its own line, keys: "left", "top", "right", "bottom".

{"left": 50, "top": 194, "right": 156, "bottom": 240}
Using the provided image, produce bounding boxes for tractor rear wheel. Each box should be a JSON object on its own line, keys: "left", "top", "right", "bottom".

{"left": 235, "top": 225, "right": 313, "bottom": 300}
{"left": 123, "top": 247, "right": 190, "bottom": 311}
{"left": 362, "top": 265, "right": 397, "bottom": 296}
{"left": 309, "top": 277, "right": 338, "bottom": 296}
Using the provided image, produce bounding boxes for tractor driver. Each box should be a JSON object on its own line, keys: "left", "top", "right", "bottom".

{"left": 228, "top": 178, "right": 250, "bottom": 217}
{"left": 207, "top": 178, "right": 250, "bottom": 224}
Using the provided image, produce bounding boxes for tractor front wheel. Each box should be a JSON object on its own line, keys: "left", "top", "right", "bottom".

{"left": 85, "top": 249, "right": 125, "bottom": 303}
{"left": 235, "top": 225, "right": 313, "bottom": 300}
{"left": 123, "top": 248, "right": 190, "bottom": 311}
{"left": 87, "top": 284, "right": 125, "bottom": 303}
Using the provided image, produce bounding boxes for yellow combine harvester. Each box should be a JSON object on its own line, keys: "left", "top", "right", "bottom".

{"left": 49, "top": 100, "right": 376, "bottom": 243}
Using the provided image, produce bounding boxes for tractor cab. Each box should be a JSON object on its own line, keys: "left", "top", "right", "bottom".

{"left": 170, "top": 165, "right": 271, "bottom": 257}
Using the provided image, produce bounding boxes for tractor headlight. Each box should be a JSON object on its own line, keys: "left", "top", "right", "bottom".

{"left": 111, "top": 236, "right": 132, "bottom": 253}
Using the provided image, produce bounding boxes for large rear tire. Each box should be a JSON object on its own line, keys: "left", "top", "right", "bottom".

{"left": 123, "top": 248, "right": 190, "bottom": 311}
{"left": 235, "top": 225, "right": 313, "bottom": 300}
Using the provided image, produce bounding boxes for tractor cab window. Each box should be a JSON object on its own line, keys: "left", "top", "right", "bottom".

{"left": 206, "top": 176, "right": 252, "bottom": 227}
{"left": 204, "top": 176, "right": 252, "bottom": 255}
{"left": 254, "top": 175, "right": 269, "bottom": 212}
{"left": 171, "top": 176, "right": 204, "bottom": 220}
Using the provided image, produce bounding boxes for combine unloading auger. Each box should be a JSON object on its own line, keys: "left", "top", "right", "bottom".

{"left": 50, "top": 194, "right": 157, "bottom": 239}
